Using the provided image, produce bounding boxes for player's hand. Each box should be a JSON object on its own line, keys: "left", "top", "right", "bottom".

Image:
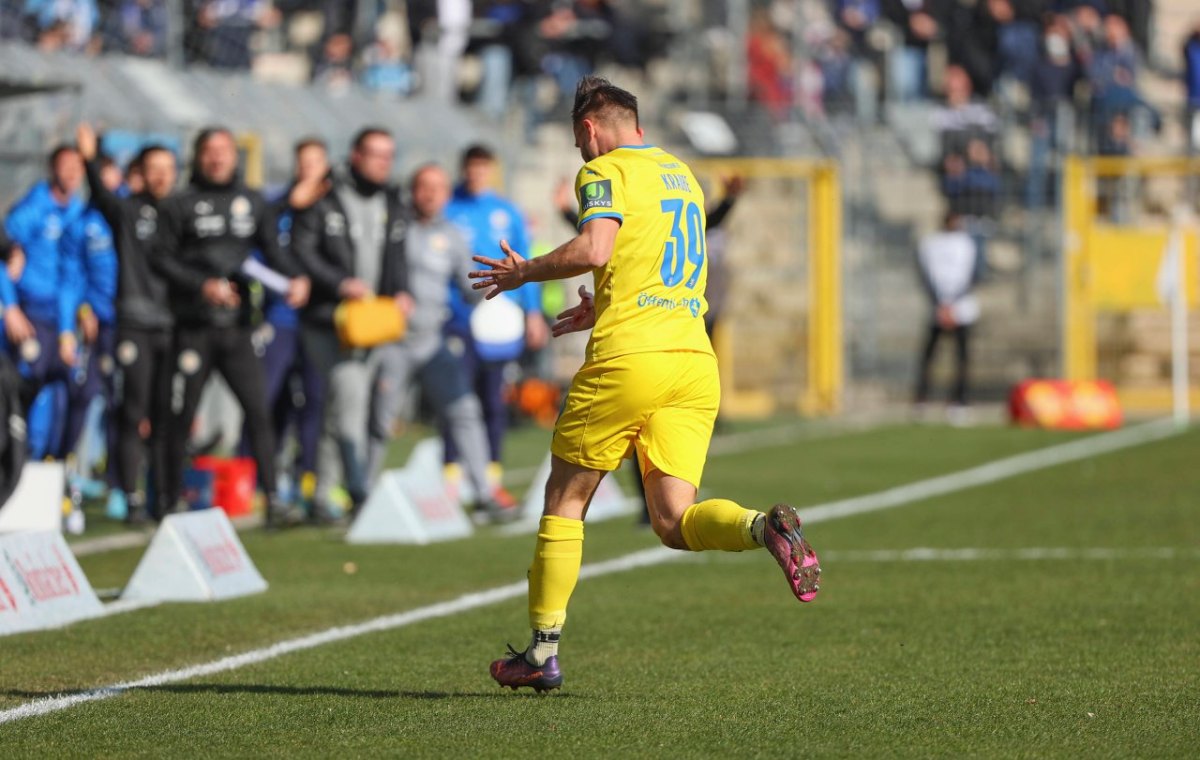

{"left": 6, "top": 244, "right": 25, "bottom": 282}
{"left": 201, "top": 278, "right": 240, "bottom": 307}
{"left": 721, "top": 174, "right": 746, "bottom": 198}
{"left": 551, "top": 285, "right": 595, "bottom": 337}
{"left": 937, "top": 304, "right": 956, "bottom": 329}
{"left": 4, "top": 305, "right": 34, "bottom": 345}
{"left": 286, "top": 276, "right": 311, "bottom": 308}
{"left": 58, "top": 332, "right": 78, "bottom": 367}
{"left": 395, "top": 292, "right": 415, "bottom": 316}
{"left": 469, "top": 240, "right": 526, "bottom": 300}
{"left": 78, "top": 307, "right": 99, "bottom": 344}
{"left": 525, "top": 311, "right": 549, "bottom": 351}
{"left": 76, "top": 122, "right": 98, "bottom": 162}
{"left": 338, "top": 278, "right": 371, "bottom": 300}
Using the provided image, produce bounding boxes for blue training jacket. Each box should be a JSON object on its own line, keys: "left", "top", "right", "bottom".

{"left": 60, "top": 206, "right": 119, "bottom": 331}
{"left": 2, "top": 181, "right": 85, "bottom": 325}
{"left": 444, "top": 185, "right": 540, "bottom": 353}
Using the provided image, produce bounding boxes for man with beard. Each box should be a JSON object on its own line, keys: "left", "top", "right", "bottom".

{"left": 152, "top": 127, "right": 310, "bottom": 526}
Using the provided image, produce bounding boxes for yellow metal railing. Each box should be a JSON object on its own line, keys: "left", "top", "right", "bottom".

{"left": 693, "top": 158, "right": 842, "bottom": 417}
{"left": 1061, "top": 155, "right": 1199, "bottom": 412}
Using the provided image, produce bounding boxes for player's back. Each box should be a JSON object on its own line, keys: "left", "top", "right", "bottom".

{"left": 574, "top": 145, "right": 713, "bottom": 362}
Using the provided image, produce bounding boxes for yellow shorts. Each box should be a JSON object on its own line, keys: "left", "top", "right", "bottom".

{"left": 551, "top": 350, "right": 720, "bottom": 488}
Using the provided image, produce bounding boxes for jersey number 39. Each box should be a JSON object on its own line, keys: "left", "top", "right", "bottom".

{"left": 659, "top": 199, "right": 705, "bottom": 289}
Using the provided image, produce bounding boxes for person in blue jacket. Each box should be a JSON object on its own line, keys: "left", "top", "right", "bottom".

{"left": 442, "top": 144, "right": 548, "bottom": 495}
{"left": 59, "top": 155, "right": 121, "bottom": 461}
{"left": 2, "top": 144, "right": 86, "bottom": 458}
{"left": 242, "top": 137, "right": 328, "bottom": 514}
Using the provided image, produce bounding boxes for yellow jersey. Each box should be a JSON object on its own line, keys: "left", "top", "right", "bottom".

{"left": 574, "top": 144, "right": 713, "bottom": 362}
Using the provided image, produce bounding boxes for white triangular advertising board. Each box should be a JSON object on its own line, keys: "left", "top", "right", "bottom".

{"left": 406, "top": 436, "right": 478, "bottom": 505}
{"left": 346, "top": 468, "right": 474, "bottom": 545}
{"left": 121, "top": 508, "right": 267, "bottom": 603}
{"left": 503, "top": 453, "right": 639, "bottom": 535}
{"left": 0, "top": 530, "right": 103, "bottom": 636}
{"left": 0, "top": 462, "right": 65, "bottom": 534}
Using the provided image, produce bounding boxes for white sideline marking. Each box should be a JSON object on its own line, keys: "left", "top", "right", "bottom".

{"left": 822, "top": 546, "right": 1198, "bottom": 563}
{"left": 0, "top": 547, "right": 680, "bottom": 726}
{"left": 0, "top": 419, "right": 1184, "bottom": 725}
{"left": 794, "top": 418, "right": 1181, "bottom": 525}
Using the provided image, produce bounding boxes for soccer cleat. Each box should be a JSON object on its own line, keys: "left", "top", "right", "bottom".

{"left": 490, "top": 645, "right": 563, "bottom": 693}
{"left": 764, "top": 504, "right": 821, "bottom": 602}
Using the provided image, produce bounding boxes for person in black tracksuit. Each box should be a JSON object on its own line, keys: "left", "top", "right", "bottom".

{"left": 75, "top": 123, "right": 178, "bottom": 522}
{"left": 152, "top": 127, "right": 311, "bottom": 525}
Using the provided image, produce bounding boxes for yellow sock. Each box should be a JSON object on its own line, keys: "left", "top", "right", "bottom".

{"left": 528, "top": 515, "right": 584, "bottom": 630}
{"left": 680, "top": 499, "right": 761, "bottom": 552}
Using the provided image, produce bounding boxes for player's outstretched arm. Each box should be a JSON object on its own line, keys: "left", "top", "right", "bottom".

{"left": 470, "top": 217, "right": 618, "bottom": 300}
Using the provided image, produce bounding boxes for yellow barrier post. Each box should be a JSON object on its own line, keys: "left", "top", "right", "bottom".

{"left": 236, "top": 132, "right": 264, "bottom": 189}
{"left": 803, "top": 163, "right": 842, "bottom": 415}
{"left": 1062, "top": 156, "right": 1096, "bottom": 381}
{"left": 693, "top": 158, "right": 844, "bottom": 418}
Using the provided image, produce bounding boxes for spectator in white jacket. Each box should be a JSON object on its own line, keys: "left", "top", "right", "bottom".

{"left": 914, "top": 211, "right": 982, "bottom": 423}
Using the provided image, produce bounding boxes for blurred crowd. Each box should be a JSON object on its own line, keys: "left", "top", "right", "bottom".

{"left": 0, "top": 2, "right": 668, "bottom": 131}
{"left": 0, "top": 124, "right": 569, "bottom": 530}
{"left": 742, "top": 0, "right": 1189, "bottom": 224}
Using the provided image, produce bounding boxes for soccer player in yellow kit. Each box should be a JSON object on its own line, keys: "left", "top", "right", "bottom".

{"left": 471, "top": 77, "right": 821, "bottom": 692}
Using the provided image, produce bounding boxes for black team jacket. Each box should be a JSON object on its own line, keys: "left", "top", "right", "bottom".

{"left": 153, "top": 175, "right": 300, "bottom": 328}
{"left": 83, "top": 159, "right": 174, "bottom": 332}
{"left": 290, "top": 169, "right": 409, "bottom": 329}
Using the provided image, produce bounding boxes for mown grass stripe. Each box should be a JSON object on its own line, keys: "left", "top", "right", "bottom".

{"left": 0, "top": 419, "right": 1182, "bottom": 726}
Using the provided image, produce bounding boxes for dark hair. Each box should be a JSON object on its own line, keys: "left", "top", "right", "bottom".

{"left": 98, "top": 155, "right": 118, "bottom": 170}
{"left": 571, "top": 76, "right": 639, "bottom": 127}
{"left": 191, "top": 126, "right": 235, "bottom": 162}
{"left": 461, "top": 143, "right": 495, "bottom": 166}
{"left": 294, "top": 137, "right": 327, "bottom": 156}
{"left": 133, "top": 144, "right": 175, "bottom": 170}
{"left": 48, "top": 143, "right": 79, "bottom": 166}
{"left": 189, "top": 127, "right": 237, "bottom": 185}
{"left": 352, "top": 127, "right": 392, "bottom": 151}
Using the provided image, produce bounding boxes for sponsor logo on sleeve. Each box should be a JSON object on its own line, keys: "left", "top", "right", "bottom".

{"left": 579, "top": 180, "right": 613, "bottom": 212}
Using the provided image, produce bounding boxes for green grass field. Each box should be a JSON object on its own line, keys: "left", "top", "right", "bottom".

{"left": 3, "top": 421, "right": 1198, "bottom": 758}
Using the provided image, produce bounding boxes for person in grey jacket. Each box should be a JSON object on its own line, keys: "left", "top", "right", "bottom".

{"left": 291, "top": 127, "right": 411, "bottom": 517}
{"left": 368, "top": 163, "right": 512, "bottom": 521}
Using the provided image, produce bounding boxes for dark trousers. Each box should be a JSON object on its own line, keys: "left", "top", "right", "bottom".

{"left": 14, "top": 319, "right": 71, "bottom": 460}
{"left": 240, "top": 323, "right": 323, "bottom": 475}
{"left": 442, "top": 337, "right": 507, "bottom": 464}
{"left": 915, "top": 323, "right": 971, "bottom": 406}
{"left": 164, "top": 324, "right": 276, "bottom": 508}
{"left": 112, "top": 326, "right": 173, "bottom": 514}
{"left": 14, "top": 319, "right": 70, "bottom": 409}
{"left": 62, "top": 323, "right": 116, "bottom": 458}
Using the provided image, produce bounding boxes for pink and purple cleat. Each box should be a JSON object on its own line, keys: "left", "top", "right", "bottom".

{"left": 490, "top": 645, "right": 563, "bottom": 693}
{"left": 764, "top": 504, "right": 821, "bottom": 602}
